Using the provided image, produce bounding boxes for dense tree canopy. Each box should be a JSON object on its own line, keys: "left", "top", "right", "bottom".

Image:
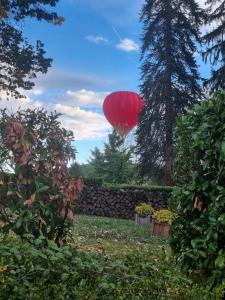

{"left": 136, "top": 0, "right": 204, "bottom": 184}
{"left": 0, "top": 0, "right": 63, "bottom": 99}
{"left": 88, "top": 130, "right": 135, "bottom": 184}
{"left": 203, "top": 0, "right": 225, "bottom": 92}
{"left": 88, "top": 147, "right": 106, "bottom": 178}
{"left": 103, "top": 130, "right": 135, "bottom": 184}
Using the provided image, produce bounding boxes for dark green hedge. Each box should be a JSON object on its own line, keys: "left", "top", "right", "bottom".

{"left": 103, "top": 183, "right": 174, "bottom": 192}
{"left": 81, "top": 177, "right": 173, "bottom": 192}
{"left": 83, "top": 177, "right": 104, "bottom": 186}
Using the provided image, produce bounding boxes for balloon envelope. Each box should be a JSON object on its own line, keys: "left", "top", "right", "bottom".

{"left": 103, "top": 91, "right": 144, "bottom": 135}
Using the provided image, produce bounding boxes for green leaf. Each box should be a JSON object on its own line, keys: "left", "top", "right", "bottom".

{"left": 215, "top": 255, "right": 225, "bottom": 269}
{"left": 39, "top": 185, "right": 50, "bottom": 193}
{"left": 221, "top": 141, "right": 225, "bottom": 155}
{"left": 15, "top": 218, "right": 22, "bottom": 229}
{"left": 198, "top": 251, "right": 207, "bottom": 258}
{"left": 218, "top": 214, "right": 225, "bottom": 225}
{"left": 191, "top": 238, "right": 204, "bottom": 249}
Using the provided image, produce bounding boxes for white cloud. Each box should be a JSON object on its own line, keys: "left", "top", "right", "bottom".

{"left": 53, "top": 104, "right": 111, "bottom": 140}
{"left": 116, "top": 38, "right": 139, "bottom": 52}
{"left": 52, "top": 90, "right": 112, "bottom": 139}
{"left": 64, "top": 89, "right": 109, "bottom": 107}
{"left": 0, "top": 92, "right": 44, "bottom": 112}
{"left": 0, "top": 89, "right": 112, "bottom": 141}
{"left": 29, "top": 87, "right": 44, "bottom": 96}
{"left": 86, "top": 35, "right": 108, "bottom": 44}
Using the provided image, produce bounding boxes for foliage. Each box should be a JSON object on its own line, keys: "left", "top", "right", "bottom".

{"left": 103, "top": 183, "right": 173, "bottom": 192}
{"left": 0, "top": 240, "right": 174, "bottom": 300}
{"left": 203, "top": 0, "right": 225, "bottom": 92}
{"left": 88, "top": 147, "right": 106, "bottom": 177}
{"left": 69, "top": 162, "right": 94, "bottom": 178}
{"left": 135, "top": 203, "right": 155, "bottom": 217}
{"left": 88, "top": 130, "right": 136, "bottom": 184}
{"left": 170, "top": 91, "right": 225, "bottom": 285}
{"left": 0, "top": 108, "right": 83, "bottom": 245}
{"left": 0, "top": 216, "right": 225, "bottom": 299}
{"left": 103, "top": 129, "right": 134, "bottom": 183}
{"left": 83, "top": 177, "right": 104, "bottom": 187}
{"left": 0, "top": 0, "right": 63, "bottom": 99}
{"left": 68, "top": 162, "right": 83, "bottom": 177}
{"left": 153, "top": 209, "right": 176, "bottom": 225}
{"left": 136, "top": 0, "right": 204, "bottom": 184}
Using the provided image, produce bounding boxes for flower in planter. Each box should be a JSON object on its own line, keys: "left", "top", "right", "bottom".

{"left": 153, "top": 209, "right": 176, "bottom": 225}
{"left": 135, "top": 203, "right": 155, "bottom": 217}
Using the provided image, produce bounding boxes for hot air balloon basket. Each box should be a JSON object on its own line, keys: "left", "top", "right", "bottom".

{"left": 150, "top": 218, "right": 171, "bottom": 238}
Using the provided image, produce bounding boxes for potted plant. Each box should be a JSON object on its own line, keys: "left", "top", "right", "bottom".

{"left": 151, "top": 209, "right": 176, "bottom": 238}
{"left": 135, "top": 203, "right": 155, "bottom": 226}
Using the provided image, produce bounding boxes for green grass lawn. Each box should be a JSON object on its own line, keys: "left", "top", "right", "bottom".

{"left": 72, "top": 214, "right": 167, "bottom": 256}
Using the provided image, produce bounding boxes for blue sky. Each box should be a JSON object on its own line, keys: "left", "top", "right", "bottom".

{"left": 27, "top": 0, "right": 143, "bottom": 164}
{"left": 1, "top": 0, "right": 210, "bottom": 164}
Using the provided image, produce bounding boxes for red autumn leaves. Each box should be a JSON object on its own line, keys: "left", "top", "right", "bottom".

{"left": 5, "top": 118, "right": 37, "bottom": 168}
{"left": 4, "top": 116, "right": 83, "bottom": 221}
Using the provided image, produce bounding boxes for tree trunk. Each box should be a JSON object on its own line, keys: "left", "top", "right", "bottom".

{"left": 164, "top": 0, "right": 173, "bottom": 185}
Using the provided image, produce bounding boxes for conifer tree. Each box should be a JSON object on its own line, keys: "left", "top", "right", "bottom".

{"left": 104, "top": 130, "right": 135, "bottom": 184}
{"left": 88, "top": 130, "right": 135, "bottom": 184}
{"left": 136, "top": 0, "right": 203, "bottom": 184}
{"left": 203, "top": 0, "right": 225, "bottom": 91}
{"left": 88, "top": 147, "right": 105, "bottom": 178}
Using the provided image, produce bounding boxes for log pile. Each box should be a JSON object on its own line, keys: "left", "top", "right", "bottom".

{"left": 75, "top": 186, "right": 170, "bottom": 219}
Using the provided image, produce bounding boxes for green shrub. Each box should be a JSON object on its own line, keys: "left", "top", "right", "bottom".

{"left": 0, "top": 239, "right": 166, "bottom": 300}
{"left": 153, "top": 209, "right": 176, "bottom": 224}
{"left": 170, "top": 91, "right": 225, "bottom": 285}
{"left": 0, "top": 238, "right": 224, "bottom": 300}
{"left": 103, "top": 183, "right": 173, "bottom": 192}
{"left": 0, "top": 109, "right": 83, "bottom": 246}
{"left": 135, "top": 203, "right": 155, "bottom": 217}
{"left": 83, "top": 177, "right": 104, "bottom": 186}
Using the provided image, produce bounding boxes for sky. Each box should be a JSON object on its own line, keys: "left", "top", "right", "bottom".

{"left": 1, "top": 0, "right": 210, "bottom": 164}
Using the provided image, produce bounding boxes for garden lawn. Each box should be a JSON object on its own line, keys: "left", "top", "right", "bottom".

{"left": 72, "top": 214, "right": 166, "bottom": 256}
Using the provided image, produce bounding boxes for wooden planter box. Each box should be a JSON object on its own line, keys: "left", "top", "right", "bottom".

{"left": 135, "top": 214, "right": 151, "bottom": 226}
{"left": 151, "top": 218, "right": 171, "bottom": 238}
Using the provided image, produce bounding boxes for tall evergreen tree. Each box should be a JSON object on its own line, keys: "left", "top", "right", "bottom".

{"left": 88, "top": 147, "right": 105, "bottom": 178}
{"left": 88, "top": 130, "right": 135, "bottom": 184}
{"left": 69, "top": 162, "right": 94, "bottom": 178}
{"left": 203, "top": 0, "right": 225, "bottom": 92}
{"left": 136, "top": 0, "right": 203, "bottom": 184}
{"left": 69, "top": 162, "right": 83, "bottom": 177}
{"left": 104, "top": 130, "right": 135, "bottom": 184}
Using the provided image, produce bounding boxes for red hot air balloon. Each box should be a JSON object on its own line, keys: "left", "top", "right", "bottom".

{"left": 103, "top": 91, "right": 144, "bottom": 135}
